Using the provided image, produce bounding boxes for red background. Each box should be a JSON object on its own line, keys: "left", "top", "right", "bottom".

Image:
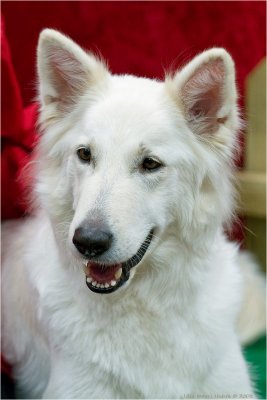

{"left": 1, "top": 1, "right": 266, "bottom": 219}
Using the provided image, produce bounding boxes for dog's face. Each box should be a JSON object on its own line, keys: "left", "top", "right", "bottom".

{"left": 37, "top": 30, "right": 239, "bottom": 294}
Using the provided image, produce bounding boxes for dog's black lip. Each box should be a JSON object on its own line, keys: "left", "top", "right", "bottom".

{"left": 86, "top": 229, "right": 154, "bottom": 294}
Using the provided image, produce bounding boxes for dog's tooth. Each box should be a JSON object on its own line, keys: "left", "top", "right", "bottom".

{"left": 100, "top": 284, "right": 104, "bottom": 288}
{"left": 83, "top": 264, "right": 91, "bottom": 276}
{"left": 115, "top": 268, "right": 122, "bottom": 280}
{"left": 96, "top": 283, "right": 101, "bottom": 288}
{"left": 104, "top": 283, "right": 109, "bottom": 288}
{"left": 92, "top": 281, "right": 97, "bottom": 287}
{"left": 111, "top": 280, "right": 116, "bottom": 287}
{"left": 86, "top": 277, "right": 92, "bottom": 283}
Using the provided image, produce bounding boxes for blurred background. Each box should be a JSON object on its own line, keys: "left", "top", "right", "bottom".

{"left": 1, "top": 1, "right": 266, "bottom": 398}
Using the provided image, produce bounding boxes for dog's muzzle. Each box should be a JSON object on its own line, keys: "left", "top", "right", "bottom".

{"left": 83, "top": 229, "right": 154, "bottom": 294}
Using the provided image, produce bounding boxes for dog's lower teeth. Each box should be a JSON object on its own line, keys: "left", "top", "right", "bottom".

{"left": 115, "top": 268, "right": 122, "bottom": 280}
{"left": 85, "top": 265, "right": 122, "bottom": 290}
{"left": 87, "top": 279, "right": 116, "bottom": 289}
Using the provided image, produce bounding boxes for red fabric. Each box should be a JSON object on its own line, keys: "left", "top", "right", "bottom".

{"left": 1, "top": 16, "right": 38, "bottom": 219}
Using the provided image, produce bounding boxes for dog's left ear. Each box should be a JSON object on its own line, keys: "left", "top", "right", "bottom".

{"left": 167, "top": 48, "right": 238, "bottom": 136}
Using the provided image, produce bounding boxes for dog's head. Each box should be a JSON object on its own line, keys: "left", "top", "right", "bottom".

{"left": 36, "top": 29, "right": 239, "bottom": 294}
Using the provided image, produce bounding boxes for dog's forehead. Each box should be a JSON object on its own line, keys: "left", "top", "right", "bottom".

{"left": 87, "top": 77, "right": 164, "bottom": 123}
{"left": 80, "top": 75, "right": 183, "bottom": 147}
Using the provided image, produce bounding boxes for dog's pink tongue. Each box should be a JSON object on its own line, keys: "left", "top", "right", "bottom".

{"left": 87, "top": 262, "right": 122, "bottom": 283}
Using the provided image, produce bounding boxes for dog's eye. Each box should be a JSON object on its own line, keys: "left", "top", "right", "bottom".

{"left": 77, "top": 147, "right": 91, "bottom": 162}
{"left": 142, "top": 157, "right": 162, "bottom": 172}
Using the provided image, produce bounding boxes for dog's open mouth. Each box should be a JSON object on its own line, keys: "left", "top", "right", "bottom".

{"left": 84, "top": 229, "right": 154, "bottom": 294}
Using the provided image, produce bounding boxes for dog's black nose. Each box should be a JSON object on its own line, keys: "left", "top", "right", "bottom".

{"left": 72, "top": 224, "right": 113, "bottom": 257}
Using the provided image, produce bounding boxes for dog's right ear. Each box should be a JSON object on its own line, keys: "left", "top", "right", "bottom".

{"left": 37, "top": 29, "right": 108, "bottom": 120}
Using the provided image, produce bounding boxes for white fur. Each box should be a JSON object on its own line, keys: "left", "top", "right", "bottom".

{"left": 2, "top": 29, "right": 255, "bottom": 398}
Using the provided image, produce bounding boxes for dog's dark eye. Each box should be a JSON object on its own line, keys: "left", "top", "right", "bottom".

{"left": 142, "top": 157, "right": 162, "bottom": 171}
{"left": 77, "top": 147, "right": 91, "bottom": 162}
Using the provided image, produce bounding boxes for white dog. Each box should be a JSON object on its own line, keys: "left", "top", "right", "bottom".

{"left": 2, "top": 29, "right": 257, "bottom": 398}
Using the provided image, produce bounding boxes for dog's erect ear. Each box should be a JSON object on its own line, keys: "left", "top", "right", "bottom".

{"left": 168, "top": 49, "right": 238, "bottom": 136}
{"left": 37, "top": 29, "right": 108, "bottom": 114}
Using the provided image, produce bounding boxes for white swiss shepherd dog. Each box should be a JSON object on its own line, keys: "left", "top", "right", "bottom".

{"left": 2, "top": 29, "right": 261, "bottom": 399}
